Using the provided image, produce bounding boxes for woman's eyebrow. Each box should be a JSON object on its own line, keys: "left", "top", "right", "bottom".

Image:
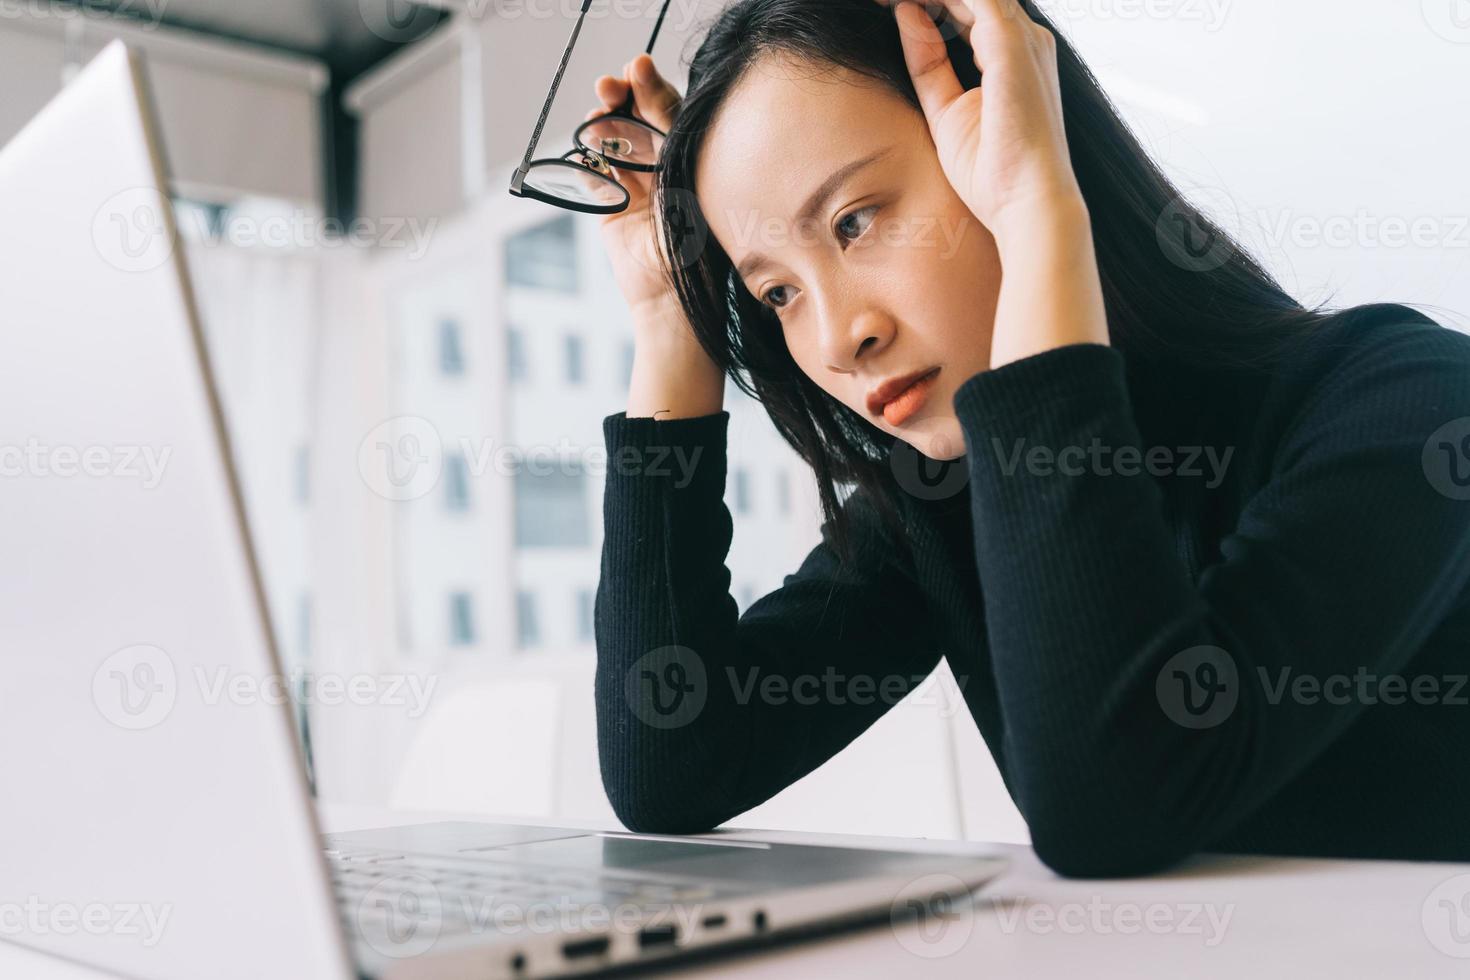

{"left": 734, "top": 144, "right": 895, "bottom": 281}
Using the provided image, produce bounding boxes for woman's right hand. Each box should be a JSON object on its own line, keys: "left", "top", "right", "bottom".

{"left": 587, "top": 54, "right": 685, "bottom": 318}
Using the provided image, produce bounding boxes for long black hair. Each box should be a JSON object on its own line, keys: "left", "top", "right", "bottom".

{"left": 653, "top": 0, "right": 1328, "bottom": 566}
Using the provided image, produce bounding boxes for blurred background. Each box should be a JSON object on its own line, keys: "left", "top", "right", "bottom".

{"left": 3, "top": 0, "right": 1465, "bottom": 846}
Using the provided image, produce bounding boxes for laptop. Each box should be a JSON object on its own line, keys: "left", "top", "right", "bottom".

{"left": 0, "top": 40, "right": 1008, "bottom": 980}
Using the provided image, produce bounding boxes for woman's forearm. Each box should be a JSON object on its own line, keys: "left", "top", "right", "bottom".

{"left": 987, "top": 197, "right": 1110, "bottom": 370}
{"left": 625, "top": 299, "right": 725, "bottom": 420}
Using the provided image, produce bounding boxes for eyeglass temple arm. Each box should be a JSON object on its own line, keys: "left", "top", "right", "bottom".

{"left": 608, "top": 0, "right": 672, "bottom": 117}
{"left": 510, "top": 0, "right": 675, "bottom": 192}
{"left": 512, "top": 0, "right": 595, "bottom": 191}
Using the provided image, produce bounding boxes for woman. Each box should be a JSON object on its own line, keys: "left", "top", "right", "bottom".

{"left": 585, "top": 0, "right": 1470, "bottom": 877}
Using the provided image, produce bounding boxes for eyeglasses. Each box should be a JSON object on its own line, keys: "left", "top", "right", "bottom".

{"left": 508, "top": 0, "right": 674, "bottom": 215}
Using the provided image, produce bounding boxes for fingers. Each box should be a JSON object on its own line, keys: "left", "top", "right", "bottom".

{"left": 965, "top": 0, "right": 1051, "bottom": 63}
{"left": 874, "top": 0, "right": 975, "bottom": 30}
{"left": 882, "top": 0, "right": 1045, "bottom": 67}
{"left": 593, "top": 73, "right": 629, "bottom": 111}
{"left": 969, "top": 0, "right": 1025, "bottom": 29}
{"left": 590, "top": 55, "right": 681, "bottom": 132}
{"left": 893, "top": 1, "right": 966, "bottom": 123}
{"left": 626, "top": 54, "right": 681, "bottom": 131}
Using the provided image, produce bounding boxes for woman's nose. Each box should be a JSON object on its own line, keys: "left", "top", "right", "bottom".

{"left": 821, "top": 307, "right": 895, "bottom": 374}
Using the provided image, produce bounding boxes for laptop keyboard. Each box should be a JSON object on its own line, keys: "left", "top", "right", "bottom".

{"left": 327, "top": 846, "right": 718, "bottom": 938}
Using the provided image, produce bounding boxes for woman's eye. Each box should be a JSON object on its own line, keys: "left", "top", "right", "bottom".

{"left": 836, "top": 204, "right": 878, "bottom": 244}
{"left": 756, "top": 205, "right": 879, "bottom": 313}
{"left": 761, "top": 284, "right": 793, "bottom": 311}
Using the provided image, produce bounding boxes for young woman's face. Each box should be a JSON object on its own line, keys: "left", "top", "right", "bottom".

{"left": 695, "top": 53, "right": 1002, "bottom": 461}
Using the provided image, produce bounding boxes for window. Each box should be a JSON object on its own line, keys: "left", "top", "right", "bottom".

{"left": 173, "top": 196, "right": 228, "bottom": 240}
{"left": 514, "top": 456, "right": 589, "bottom": 547}
{"left": 438, "top": 317, "right": 466, "bottom": 375}
{"left": 506, "top": 327, "right": 528, "bottom": 382}
{"left": 449, "top": 591, "right": 476, "bottom": 646}
{"left": 576, "top": 587, "right": 593, "bottom": 643}
{"left": 516, "top": 590, "right": 539, "bottom": 649}
{"left": 564, "top": 333, "right": 584, "bottom": 384}
{"left": 444, "top": 452, "right": 471, "bottom": 512}
{"left": 732, "top": 467, "right": 751, "bottom": 515}
{"left": 505, "top": 214, "right": 578, "bottom": 292}
{"left": 621, "top": 338, "right": 634, "bottom": 389}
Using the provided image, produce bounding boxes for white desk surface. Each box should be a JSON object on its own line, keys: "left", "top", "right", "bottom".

{"left": 5, "top": 802, "right": 1468, "bottom": 978}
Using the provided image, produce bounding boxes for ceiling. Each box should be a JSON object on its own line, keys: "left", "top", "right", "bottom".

{"left": 98, "top": 0, "right": 451, "bottom": 83}
{"left": 90, "top": 0, "right": 456, "bottom": 220}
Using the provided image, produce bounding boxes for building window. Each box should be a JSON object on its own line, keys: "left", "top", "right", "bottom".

{"left": 439, "top": 318, "right": 466, "bottom": 375}
{"left": 564, "top": 333, "right": 584, "bottom": 384}
{"left": 505, "top": 214, "right": 578, "bottom": 292}
{"left": 776, "top": 469, "right": 790, "bottom": 516}
{"left": 507, "top": 327, "right": 528, "bottom": 382}
{"left": 449, "top": 591, "right": 476, "bottom": 646}
{"left": 514, "top": 455, "right": 589, "bottom": 547}
{"left": 516, "top": 590, "right": 539, "bottom": 649}
{"left": 444, "top": 452, "right": 471, "bottom": 512}
{"left": 576, "top": 587, "right": 593, "bottom": 643}
{"left": 621, "top": 338, "right": 634, "bottom": 389}
{"left": 732, "top": 467, "right": 751, "bottom": 515}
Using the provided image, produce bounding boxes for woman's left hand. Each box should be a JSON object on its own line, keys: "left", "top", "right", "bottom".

{"left": 879, "top": 0, "right": 1085, "bottom": 243}
{"left": 877, "top": 0, "right": 1109, "bottom": 368}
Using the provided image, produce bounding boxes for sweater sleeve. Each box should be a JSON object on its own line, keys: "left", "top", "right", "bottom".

{"left": 593, "top": 409, "right": 946, "bottom": 834}
{"left": 952, "top": 333, "right": 1470, "bottom": 878}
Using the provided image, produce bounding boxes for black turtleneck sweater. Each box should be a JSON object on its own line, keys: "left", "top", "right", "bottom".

{"left": 593, "top": 302, "right": 1470, "bottom": 878}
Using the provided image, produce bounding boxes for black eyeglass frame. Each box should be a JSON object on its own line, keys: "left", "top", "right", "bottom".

{"left": 507, "top": 0, "right": 674, "bottom": 215}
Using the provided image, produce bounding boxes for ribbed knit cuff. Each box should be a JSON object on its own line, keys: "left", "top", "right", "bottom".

{"left": 601, "top": 410, "right": 730, "bottom": 498}
{"left": 952, "top": 342, "right": 1126, "bottom": 432}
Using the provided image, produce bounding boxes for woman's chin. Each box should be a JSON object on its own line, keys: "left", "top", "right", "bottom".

{"left": 901, "top": 417, "right": 967, "bottom": 461}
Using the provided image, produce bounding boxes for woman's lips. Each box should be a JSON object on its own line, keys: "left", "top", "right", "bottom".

{"left": 882, "top": 367, "right": 940, "bottom": 426}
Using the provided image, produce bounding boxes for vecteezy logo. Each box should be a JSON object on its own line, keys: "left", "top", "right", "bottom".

{"left": 646, "top": 186, "right": 710, "bottom": 274}
{"left": 360, "top": 0, "right": 441, "bottom": 43}
{"left": 1422, "top": 873, "right": 1470, "bottom": 957}
{"left": 1422, "top": 0, "right": 1470, "bottom": 43}
{"left": 1156, "top": 190, "right": 1237, "bottom": 273}
{"left": 92, "top": 187, "right": 176, "bottom": 273}
{"left": 92, "top": 644, "right": 177, "bottom": 730}
{"left": 890, "top": 428, "right": 970, "bottom": 501}
{"left": 1156, "top": 645, "right": 1239, "bottom": 729}
{"left": 1423, "top": 417, "right": 1470, "bottom": 500}
{"left": 356, "top": 874, "right": 443, "bottom": 959}
{"left": 357, "top": 416, "right": 443, "bottom": 501}
{"left": 891, "top": 0, "right": 970, "bottom": 43}
{"left": 889, "top": 872, "right": 977, "bottom": 959}
{"left": 625, "top": 645, "right": 707, "bottom": 729}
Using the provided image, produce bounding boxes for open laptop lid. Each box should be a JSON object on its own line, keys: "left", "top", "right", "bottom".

{"left": 0, "top": 40, "right": 355, "bottom": 980}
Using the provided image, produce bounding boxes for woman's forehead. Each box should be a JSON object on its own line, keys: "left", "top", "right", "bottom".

{"left": 694, "top": 59, "right": 911, "bottom": 226}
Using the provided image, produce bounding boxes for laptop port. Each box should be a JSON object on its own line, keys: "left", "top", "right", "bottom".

{"left": 752, "top": 910, "right": 768, "bottom": 932}
{"left": 638, "top": 925, "right": 679, "bottom": 950}
{"left": 701, "top": 914, "right": 727, "bottom": 930}
{"left": 561, "top": 936, "right": 610, "bottom": 960}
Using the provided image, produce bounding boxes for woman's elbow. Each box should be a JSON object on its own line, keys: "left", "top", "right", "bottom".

{"left": 606, "top": 789, "right": 718, "bottom": 836}
{"left": 600, "top": 764, "right": 730, "bottom": 836}
{"left": 1026, "top": 811, "right": 1195, "bottom": 879}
